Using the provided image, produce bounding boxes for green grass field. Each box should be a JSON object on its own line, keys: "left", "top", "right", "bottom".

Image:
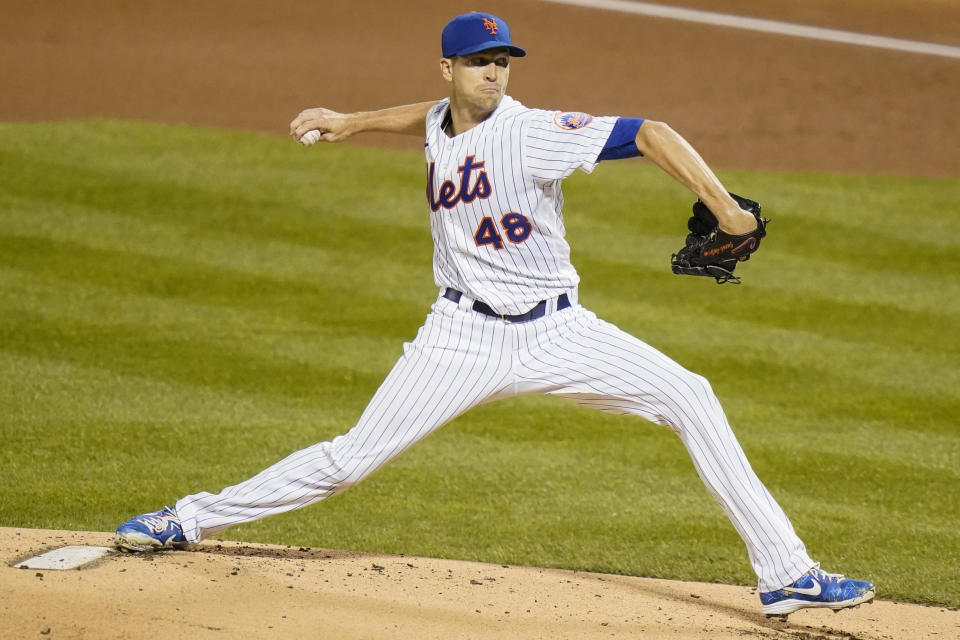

{"left": 1, "top": 120, "right": 957, "bottom": 607}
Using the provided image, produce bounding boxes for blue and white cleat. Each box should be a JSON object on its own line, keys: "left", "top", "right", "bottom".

{"left": 761, "top": 565, "right": 875, "bottom": 616}
{"left": 115, "top": 506, "right": 187, "bottom": 552}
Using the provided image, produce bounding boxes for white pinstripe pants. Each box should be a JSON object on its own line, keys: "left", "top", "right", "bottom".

{"left": 176, "top": 292, "right": 814, "bottom": 591}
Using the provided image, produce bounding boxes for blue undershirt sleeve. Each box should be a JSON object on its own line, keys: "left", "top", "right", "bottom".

{"left": 597, "top": 117, "right": 645, "bottom": 161}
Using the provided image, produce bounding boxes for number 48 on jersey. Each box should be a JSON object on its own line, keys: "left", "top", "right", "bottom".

{"left": 474, "top": 212, "right": 532, "bottom": 249}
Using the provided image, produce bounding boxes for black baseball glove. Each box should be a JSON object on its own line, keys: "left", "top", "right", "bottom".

{"left": 670, "top": 193, "right": 768, "bottom": 284}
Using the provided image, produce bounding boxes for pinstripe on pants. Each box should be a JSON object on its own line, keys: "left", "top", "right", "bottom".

{"left": 175, "top": 291, "right": 814, "bottom": 591}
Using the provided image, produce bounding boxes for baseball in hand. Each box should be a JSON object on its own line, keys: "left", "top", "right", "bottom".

{"left": 299, "top": 129, "right": 322, "bottom": 146}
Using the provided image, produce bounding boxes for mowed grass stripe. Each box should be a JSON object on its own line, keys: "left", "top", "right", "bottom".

{"left": 0, "top": 264, "right": 407, "bottom": 386}
{"left": 0, "top": 120, "right": 957, "bottom": 607}
{"left": 0, "top": 231, "right": 428, "bottom": 339}
{"left": 0, "top": 350, "right": 344, "bottom": 432}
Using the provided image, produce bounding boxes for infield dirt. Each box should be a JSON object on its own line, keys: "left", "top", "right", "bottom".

{"left": 1, "top": 0, "right": 958, "bottom": 638}
{"left": 2, "top": 0, "right": 958, "bottom": 177}
{"left": 4, "top": 528, "right": 959, "bottom": 640}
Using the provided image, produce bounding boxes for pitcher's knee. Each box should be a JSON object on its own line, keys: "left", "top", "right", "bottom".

{"left": 323, "top": 439, "right": 386, "bottom": 494}
{"left": 688, "top": 372, "right": 718, "bottom": 402}
{"left": 660, "top": 370, "right": 724, "bottom": 433}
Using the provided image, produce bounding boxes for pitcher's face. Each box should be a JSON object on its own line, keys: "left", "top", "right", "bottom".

{"left": 442, "top": 47, "right": 511, "bottom": 114}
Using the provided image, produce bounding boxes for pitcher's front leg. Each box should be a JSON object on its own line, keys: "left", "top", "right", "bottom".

{"left": 119, "top": 299, "right": 514, "bottom": 546}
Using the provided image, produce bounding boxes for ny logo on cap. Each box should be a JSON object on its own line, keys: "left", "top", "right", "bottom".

{"left": 482, "top": 17, "right": 498, "bottom": 34}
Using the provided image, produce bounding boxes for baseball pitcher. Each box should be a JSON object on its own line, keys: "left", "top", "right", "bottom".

{"left": 116, "top": 11, "right": 873, "bottom": 617}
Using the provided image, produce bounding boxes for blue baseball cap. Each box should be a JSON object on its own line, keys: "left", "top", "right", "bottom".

{"left": 441, "top": 12, "right": 527, "bottom": 58}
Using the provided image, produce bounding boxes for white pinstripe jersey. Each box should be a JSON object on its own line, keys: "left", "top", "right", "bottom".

{"left": 424, "top": 96, "right": 618, "bottom": 315}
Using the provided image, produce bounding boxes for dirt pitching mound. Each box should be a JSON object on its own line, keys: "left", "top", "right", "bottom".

{"left": 2, "top": 528, "right": 955, "bottom": 639}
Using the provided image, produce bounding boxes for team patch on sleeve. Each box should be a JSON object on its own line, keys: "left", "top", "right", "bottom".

{"left": 553, "top": 111, "right": 593, "bottom": 130}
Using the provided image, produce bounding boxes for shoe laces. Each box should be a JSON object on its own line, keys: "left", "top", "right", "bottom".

{"left": 809, "top": 563, "right": 844, "bottom": 583}
{"left": 140, "top": 508, "right": 179, "bottom": 532}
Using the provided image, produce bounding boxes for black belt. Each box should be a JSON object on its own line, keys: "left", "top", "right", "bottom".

{"left": 443, "top": 288, "right": 570, "bottom": 323}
